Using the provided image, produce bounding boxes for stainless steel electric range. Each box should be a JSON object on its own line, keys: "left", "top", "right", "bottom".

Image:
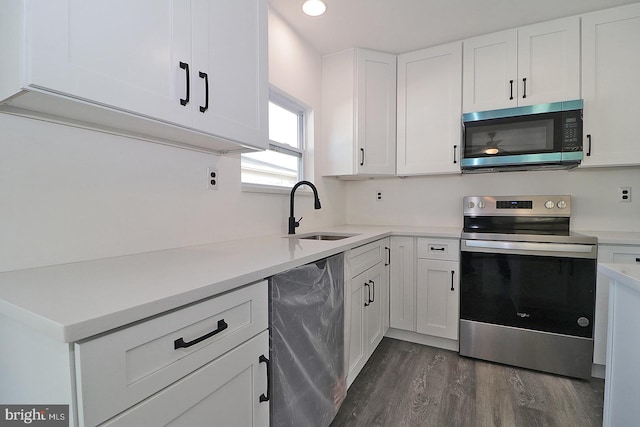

{"left": 459, "top": 195, "right": 597, "bottom": 379}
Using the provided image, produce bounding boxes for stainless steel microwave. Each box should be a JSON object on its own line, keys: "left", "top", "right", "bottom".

{"left": 461, "top": 100, "right": 583, "bottom": 172}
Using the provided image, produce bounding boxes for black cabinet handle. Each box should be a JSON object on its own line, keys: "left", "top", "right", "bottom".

{"left": 179, "top": 61, "right": 190, "bottom": 106}
{"left": 259, "top": 355, "right": 270, "bottom": 402}
{"left": 430, "top": 247, "right": 445, "bottom": 252}
{"left": 635, "top": 257, "right": 640, "bottom": 263}
{"left": 368, "top": 280, "right": 375, "bottom": 303}
{"left": 364, "top": 282, "right": 370, "bottom": 307}
{"left": 586, "top": 134, "right": 592, "bottom": 157}
{"left": 360, "top": 148, "right": 365, "bottom": 166}
{"left": 174, "top": 319, "right": 228, "bottom": 349}
{"left": 199, "top": 71, "right": 209, "bottom": 113}
{"left": 453, "top": 145, "right": 458, "bottom": 164}
{"left": 509, "top": 80, "right": 514, "bottom": 100}
{"left": 385, "top": 247, "right": 391, "bottom": 266}
{"left": 450, "top": 270, "right": 455, "bottom": 291}
{"left": 522, "top": 78, "right": 527, "bottom": 99}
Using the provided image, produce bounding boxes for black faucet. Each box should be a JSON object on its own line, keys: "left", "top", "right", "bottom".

{"left": 289, "top": 180, "right": 321, "bottom": 234}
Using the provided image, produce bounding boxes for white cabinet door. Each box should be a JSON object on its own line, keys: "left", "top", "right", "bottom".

{"left": 356, "top": 50, "right": 397, "bottom": 175}
{"left": 397, "top": 42, "right": 462, "bottom": 175}
{"left": 389, "top": 236, "right": 416, "bottom": 331}
{"left": 594, "top": 244, "right": 640, "bottom": 366}
{"left": 463, "top": 17, "right": 579, "bottom": 113}
{"left": 462, "top": 29, "right": 517, "bottom": 113}
{"left": 416, "top": 259, "right": 459, "bottom": 340}
{"left": 192, "top": 0, "right": 268, "bottom": 149}
{"left": 581, "top": 3, "right": 640, "bottom": 167}
{"left": 365, "top": 262, "right": 385, "bottom": 354}
{"left": 347, "top": 269, "right": 367, "bottom": 387}
{"left": 26, "top": 0, "right": 193, "bottom": 127}
{"left": 517, "top": 17, "right": 580, "bottom": 107}
{"left": 102, "top": 331, "right": 269, "bottom": 427}
{"left": 322, "top": 49, "right": 396, "bottom": 176}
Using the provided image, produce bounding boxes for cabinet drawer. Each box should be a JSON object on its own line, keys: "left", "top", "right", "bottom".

{"left": 75, "top": 280, "right": 268, "bottom": 427}
{"left": 348, "top": 239, "right": 387, "bottom": 278}
{"left": 417, "top": 238, "right": 459, "bottom": 261}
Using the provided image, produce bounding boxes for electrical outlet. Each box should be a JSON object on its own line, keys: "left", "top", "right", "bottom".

{"left": 618, "top": 186, "right": 631, "bottom": 202}
{"left": 207, "top": 168, "right": 218, "bottom": 190}
{"left": 376, "top": 190, "right": 383, "bottom": 201}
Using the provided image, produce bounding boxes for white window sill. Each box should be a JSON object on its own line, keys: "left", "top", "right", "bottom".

{"left": 241, "top": 183, "right": 313, "bottom": 196}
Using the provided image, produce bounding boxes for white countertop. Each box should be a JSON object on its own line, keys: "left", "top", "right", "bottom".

{"left": 578, "top": 230, "right": 640, "bottom": 245}
{"left": 0, "top": 224, "right": 459, "bottom": 343}
{"left": 598, "top": 263, "right": 640, "bottom": 293}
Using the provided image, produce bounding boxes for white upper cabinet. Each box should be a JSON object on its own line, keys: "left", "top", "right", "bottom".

{"left": 322, "top": 48, "right": 397, "bottom": 176}
{"left": 397, "top": 42, "right": 462, "bottom": 175}
{"left": 463, "top": 17, "right": 580, "bottom": 112}
{"left": 0, "top": 0, "right": 268, "bottom": 154}
{"left": 580, "top": 3, "right": 640, "bottom": 167}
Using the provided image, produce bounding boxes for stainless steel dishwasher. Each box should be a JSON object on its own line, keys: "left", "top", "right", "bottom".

{"left": 269, "top": 253, "right": 346, "bottom": 427}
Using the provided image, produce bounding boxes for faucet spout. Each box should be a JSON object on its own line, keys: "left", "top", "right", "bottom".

{"left": 289, "top": 180, "right": 321, "bottom": 234}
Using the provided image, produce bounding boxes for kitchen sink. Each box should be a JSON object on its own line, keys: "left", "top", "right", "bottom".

{"left": 288, "top": 232, "right": 358, "bottom": 241}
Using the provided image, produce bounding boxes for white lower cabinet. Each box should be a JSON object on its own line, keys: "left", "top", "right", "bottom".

{"left": 389, "top": 236, "right": 460, "bottom": 347}
{"left": 594, "top": 244, "right": 640, "bottom": 368}
{"left": 0, "top": 280, "right": 269, "bottom": 427}
{"left": 102, "top": 331, "right": 269, "bottom": 427}
{"left": 347, "top": 238, "right": 389, "bottom": 387}
{"left": 416, "top": 259, "right": 459, "bottom": 340}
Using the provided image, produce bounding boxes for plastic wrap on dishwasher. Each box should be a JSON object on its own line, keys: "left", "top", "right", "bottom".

{"left": 270, "top": 253, "right": 346, "bottom": 427}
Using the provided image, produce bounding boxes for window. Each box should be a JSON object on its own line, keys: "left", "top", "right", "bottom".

{"left": 242, "top": 91, "right": 305, "bottom": 188}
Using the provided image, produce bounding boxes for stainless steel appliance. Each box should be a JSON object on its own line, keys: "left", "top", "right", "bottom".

{"left": 461, "top": 100, "right": 583, "bottom": 172}
{"left": 459, "top": 195, "right": 597, "bottom": 378}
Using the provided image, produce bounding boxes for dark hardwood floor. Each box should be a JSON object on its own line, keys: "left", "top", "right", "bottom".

{"left": 331, "top": 338, "right": 604, "bottom": 427}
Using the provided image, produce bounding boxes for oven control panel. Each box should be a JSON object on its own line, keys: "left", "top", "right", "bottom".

{"left": 464, "top": 195, "right": 571, "bottom": 216}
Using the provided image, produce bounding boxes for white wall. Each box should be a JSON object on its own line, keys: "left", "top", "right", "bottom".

{"left": 345, "top": 167, "right": 640, "bottom": 232}
{"left": 0, "top": 10, "right": 345, "bottom": 273}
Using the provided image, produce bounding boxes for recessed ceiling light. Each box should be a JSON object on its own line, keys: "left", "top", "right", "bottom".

{"left": 302, "top": 0, "right": 326, "bottom": 17}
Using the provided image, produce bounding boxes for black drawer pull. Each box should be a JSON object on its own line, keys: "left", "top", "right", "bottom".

{"left": 364, "top": 282, "right": 371, "bottom": 307}
{"left": 430, "top": 247, "right": 445, "bottom": 251}
{"left": 369, "top": 280, "right": 375, "bottom": 303}
{"left": 451, "top": 270, "right": 455, "bottom": 291}
{"left": 509, "top": 80, "right": 514, "bottom": 100}
{"left": 385, "top": 246, "right": 391, "bottom": 266}
{"left": 636, "top": 257, "right": 640, "bottom": 263}
{"left": 179, "top": 61, "right": 190, "bottom": 106}
{"left": 174, "top": 319, "right": 228, "bottom": 349}
{"left": 522, "top": 77, "right": 527, "bottom": 99}
{"left": 453, "top": 144, "right": 458, "bottom": 164}
{"left": 199, "top": 71, "right": 209, "bottom": 113}
{"left": 360, "top": 148, "right": 365, "bottom": 166}
{"left": 259, "top": 354, "right": 270, "bottom": 402}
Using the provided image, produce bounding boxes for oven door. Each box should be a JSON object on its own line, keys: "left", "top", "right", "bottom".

{"left": 460, "top": 239, "right": 596, "bottom": 338}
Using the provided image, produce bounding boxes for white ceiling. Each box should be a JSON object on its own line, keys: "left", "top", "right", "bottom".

{"left": 269, "top": 0, "right": 639, "bottom": 55}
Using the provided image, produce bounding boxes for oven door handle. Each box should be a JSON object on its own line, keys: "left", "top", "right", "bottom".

{"left": 463, "top": 239, "right": 595, "bottom": 255}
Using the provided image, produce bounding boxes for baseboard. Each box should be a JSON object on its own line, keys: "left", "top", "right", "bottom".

{"left": 385, "top": 328, "right": 459, "bottom": 352}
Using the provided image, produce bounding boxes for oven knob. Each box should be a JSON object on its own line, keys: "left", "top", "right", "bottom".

{"left": 467, "top": 201, "right": 475, "bottom": 209}
{"left": 477, "top": 201, "right": 486, "bottom": 209}
{"left": 557, "top": 200, "right": 567, "bottom": 209}
{"left": 544, "top": 200, "right": 555, "bottom": 209}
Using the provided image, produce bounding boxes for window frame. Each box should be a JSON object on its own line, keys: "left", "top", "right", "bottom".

{"left": 241, "top": 88, "right": 306, "bottom": 193}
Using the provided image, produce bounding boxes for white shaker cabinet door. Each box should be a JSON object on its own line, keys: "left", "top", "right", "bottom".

{"left": 192, "top": 0, "right": 268, "bottom": 149}
{"left": 397, "top": 42, "right": 462, "bottom": 175}
{"left": 581, "top": 3, "right": 640, "bottom": 167}
{"left": 347, "top": 269, "right": 367, "bottom": 387}
{"left": 416, "top": 259, "right": 459, "bottom": 340}
{"left": 517, "top": 17, "right": 580, "bottom": 107}
{"left": 389, "top": 236, "right": 416, "bottom": 331}
{"left": 102, "top": 331, "right": 269, "bottom": 427}
{"left": 25, "top": 0, "right": 193, "bottom": 127}
{"left": 462, "top": 30, "right": 517, "bottom": 113}
{"left": 365, "top": 262, "right": 385, "bottom": 354}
